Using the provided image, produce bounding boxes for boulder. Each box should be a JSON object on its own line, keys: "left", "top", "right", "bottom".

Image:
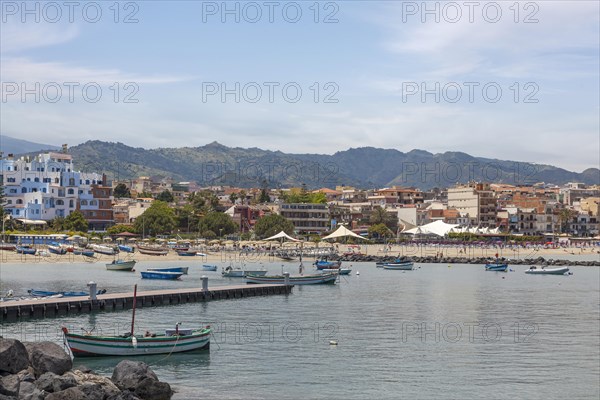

{"left": 34, "top": 372, "right": 77, "bottom": 393}
{"left": 15, "top": 381, "right": 45, "bottom": 400}
{"left": 0, "top": 374, "right": 20, "bottom": 397}
{"left": 0, "top": 394, "right": 17, "bottom": 400}
{"left": 27, "top": 343, "right": 72, "bottom": 377}
{"left": 107, "top": 391, "right": 142, "bottom": 400}
{"left": 44, "top": 387, "right": 87, "bottom": 400}
{"left": 70, "top": 370, "right": 120, "bottom": 399}
{"left": 0, "top": 340, "right": 30, "bottom": 374}
{"left": 134, "top": 378, "right": 172, "bottom": 400}
{"left": 111, "top": 361, "right": 157, "bottom": 391}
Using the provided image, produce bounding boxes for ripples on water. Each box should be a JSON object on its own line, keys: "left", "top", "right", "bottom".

{"left": 0, "top": 260, "right": 598, "bottom": 399}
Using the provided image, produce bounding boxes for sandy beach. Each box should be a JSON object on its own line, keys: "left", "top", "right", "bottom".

{"left": 1, "top": 244, "right": 598, "bottom": 265}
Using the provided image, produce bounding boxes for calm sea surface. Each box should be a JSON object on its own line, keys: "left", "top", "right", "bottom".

{"left": 1, "top": 257, "right": 599, "bottom": 399}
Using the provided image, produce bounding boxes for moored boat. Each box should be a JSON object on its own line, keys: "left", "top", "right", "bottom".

{"left": 140, "top": 271, "right": 183, "bottom": 280}
{"left": 222, "top": 266, "right": 245, "bottom": 277}
{"left": 91, "top": 244, "right": 117, "bottom": 255}
{"left": 246, "top": 272, "right": 337, "bottom": 285}
{"left": 314, "top": 259, "right": 342, "bottom": 270}
{"left": 322, "top": 267, "right": 352, "bottom": 275}
{"left": 485, "top": 263, "right": 508, "bottom": 272}
{"left": 29, "top": 288, "right": 107, "bottom": 297}
{"left": 62, "top": 324, "right": 211, "bottom": 357}
{"left": 202, "top": 264, "right": 218, "bottom": 271}
{"left": 525, "top": 266, "right": 570, "bottom": 275}
{"left": 383, "top": 262, "right": 414, "bottom": 270}
{"left": 118, "top": 244, "right": 135, "bottom": 253}
{"left": 137, "top": 245, "right": 169, "bottom": 256}
{"left": 106, "top": 260, "right": 136, "bottom": 271}
{"left": 147, "top": 266, "right": 189, "bottom": 275}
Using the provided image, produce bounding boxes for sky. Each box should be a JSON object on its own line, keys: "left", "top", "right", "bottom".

{"left": 1, "top": 0, "right": 599, "bottom": 172}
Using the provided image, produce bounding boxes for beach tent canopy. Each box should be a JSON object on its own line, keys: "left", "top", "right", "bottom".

{"left": 15, "top": 219, "right": 47, "bottom": 225}
{"left": 264, "top": 231, "right": 301, "bottom": 242}
{"left": 404, "top": 220, "right": 459, "bottom": 237}
{"left": 322, "top": 225, "right": 368, "bottom": 241}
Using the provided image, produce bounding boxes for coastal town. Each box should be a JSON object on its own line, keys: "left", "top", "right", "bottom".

{"left": 1, "top": 147, "right": 598, "bottom": 243}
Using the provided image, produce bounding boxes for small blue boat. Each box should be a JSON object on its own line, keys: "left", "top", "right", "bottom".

{"left": 315, "top": 259, "right": 341, "bottom": 270}
{"left": 202, "top": 264, "right": 218, "bottom": 271}
{"left": 147, "top": 267, "right": 189, "bottom": 275}
{"left": 118, "top": 244, "right": 135, "bottom": 253}
{"left": 16, "top": 245, "right": 36, "bottom": 255}
{"left": 140, "top": 271, "right": 183, "bottom": 280}
{"left": 176, "top": 250, "right": 197, "bottom": 256}
{"left": 73, "top": 248, "right": 95, "bottom": 257}
{"left": 383, "top": 262, "right": 414, "bottom": 270}
{"left": 48, "top": 243, "right": 67, "bottom": 255}
{"left": 485, "top": 263, "right": 508, "bottom": 272}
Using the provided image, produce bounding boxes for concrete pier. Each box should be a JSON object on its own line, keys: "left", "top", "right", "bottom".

{"left": 0, "top": 284, "right": 293, "bottom": 323}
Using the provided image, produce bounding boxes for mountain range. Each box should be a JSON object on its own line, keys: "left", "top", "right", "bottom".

{"left": 0, "top": 136, "right": 60, "bottom": 155}
{"left": 7, "top": 137, "right": 599, "bottom": 190}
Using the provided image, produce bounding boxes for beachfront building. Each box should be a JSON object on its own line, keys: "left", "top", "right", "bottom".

{"left": 279, "top": 203, "right": 330, "bottom": 235}
{"left": 0, "top": 149, "right": 107, "bottom": 226}
{"left": 560, "top": 183, "right": 600, "bottom": 206}
{"left": 375, "top": 187, "right": 424, "bottom": 205}
{"left": 447, "top": 183, "right": 497, "bottom": 228}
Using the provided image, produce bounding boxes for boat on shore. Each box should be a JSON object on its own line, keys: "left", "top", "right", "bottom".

{"left": 16, "top": 245, "right": 36, "bottom": 255}
{"left": 137, "top": 245, "right": 169, "bottom": 256}
{"left": 246, "top": 272, "right": 337, "bottom": 285}
{"left": 147, "top": 267, "right": 189, "bottom": 275}
{"left": 47, "top": 244, "right": 67, "bottom": 255}
{"left": 176, "top": 250, "right": 197, "bottom": 256}
{"left": 91, "top": 244, "right": 117, "bottom": 255}
{"left": 525, "top": 266, "right": 570, "bottom": 275}
{"left": 202, "top": 264, "right": 218, "bottom": 271}
{"left": 383, "top": 262, "right": 414, "bottom": 270}
{"left": 73, "top": 247, "right": 95, "bottom": 257}
{"left": 0, "top": 242, "right": 15, "bottom": 251}
{"left": 29, "top": 288, "right": 107, "bottom": 297}
{"left": 118, "top": 244, "right": 135, "bottom": 253}
{"left": 106, "top": 260, "right": 136, "bottom": 271}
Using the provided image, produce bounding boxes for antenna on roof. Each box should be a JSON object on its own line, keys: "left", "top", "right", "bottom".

{"left": 62, "top": 144, "right": 68, "bottom": 153}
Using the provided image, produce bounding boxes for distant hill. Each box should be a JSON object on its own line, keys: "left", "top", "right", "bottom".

{"left": 21, "top": 140, "right": 600, "bottom": 189}
{"left": 0, "top": 135, "right": 60, "bottom": 155}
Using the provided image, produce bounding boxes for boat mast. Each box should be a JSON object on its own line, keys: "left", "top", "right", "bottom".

{"left": 130, "top": 284, "right": 138, "bottom": 335}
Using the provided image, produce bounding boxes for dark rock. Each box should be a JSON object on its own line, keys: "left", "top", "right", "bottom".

{"left": 134, "top": 378, "right": 172, "bottom": 400}
{"left": 0, "top": 340, "right": 30, "bottom": 374}
{"left": 111, "top": 361, "right": 158, "bottom": 391}
{"left": 45, "top": 387, "right": 87, "bottom": 400}
{"left": 0, "top": 374, "right": 19, "bottom": 397}
{"left": 27, "top": 342, "right": 72, "bottom": 377}
{"left": 15, "top": 381, "right": 45, "bottom": 400}
{"left": 35, "top": 372, "right": 77, "bottom": 393}
{"left": 107, "top": 391, "right": 142, "bottom": 400}
{"left": 0, "top": 394, "right": 17, "bottom": 400}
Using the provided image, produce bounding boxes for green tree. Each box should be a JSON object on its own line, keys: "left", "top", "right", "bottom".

{"left": 258, "top": 188, "right": 270, "bottom": 203}
{"left": 134, "top": 201, "right": 177, "bottom": 236}
{"left": 229, "top": 192, "right": 238, "bottom": 204}
{"left": 558, "top": 208, "right": 578, "bottom": 233}
{"left": 239, "top": 190, "right": 247, "bottom": 205}
{"left": 156, "top": 190, "right": 174, "bottom": 203}
{"left": 137, "top": 191, "right": 154, "bottom": 198}
{"left": 113, "top": 183, "right": 131, "bottom": 198}
{"left": 281, "top": 188, "right": 327, "bottom": 204}
{"left": 0, "top": 184, "right": 5, "bottom": 220}
{"left": 198, "top": 212, "right": 237, "bottom": 237}
{"left": 368, "top": 223, "right": 394, "bottom": 240}
{"left": 107, "top": 224, "right": 137, "bottom": 235}
{"left": 254, "top": 214, "right": 295, "bottom": 238}
{"left": 51, "top": 217, "right": 66, "bottom": 231}
{"left": 175, "top": 204, "right": 200, "bottom": 233}
{"left": 370, "top": 206, "right": 398, "bottom": 231}
{"left": 189, "top": 191, "right": 219, "bottom": 212}
{"left": 64, "top": 211, "right": 89, "bottom": 232}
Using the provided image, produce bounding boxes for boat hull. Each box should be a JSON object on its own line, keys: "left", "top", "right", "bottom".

{"left": 16, "top": 246, "right": 36, "bottom": 255}
{"left": 525, "top": 267, "right": 570, "bottom": 275}
{"left": 138, "top": 248, "right": 169, "bottom": 256}
{"left": 176, "top": 251, "right": 197, "bottom": 256}
{"left": 322, "top": 268, "right": 352, "bottom": 275}
{"left": 246, "top": 273, "right": 337, "bottom": 285}
{"left": 64, "top": 329, "right": 211, "bottom": 357}
{"left": 202, "top": 265, "right": 217, "bottom": 271}
{"left": 147, "top": 267, "right": 189, "bottom": 275}
{"left": 485, "top": 263, "right": 508, "bottom": 272}
{"left": 383, "top": 262, "right": 414, "bottom": 270}
{"left": 140, "top": 271, "right": 182, "bottom": 280}
{"left": 48, "top": 245, "right": 67, "bottom": 255}
{"left": 91, "top": 245, "right": 117, "bottom": 255}
{"left": 106, "top": 260, "right": 136, "bottom": 271}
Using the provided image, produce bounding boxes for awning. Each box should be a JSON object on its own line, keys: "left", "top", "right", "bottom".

{"left": 322, "top": 225, "right": 368, "bottom": 241}
{"left": 263, "top": 231, "right": 300, "bottom": 242}
{"left": 15, "top": 219, "right": 47, "bottom": 225}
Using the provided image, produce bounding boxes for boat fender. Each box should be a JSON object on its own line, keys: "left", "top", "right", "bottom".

{"left": 132, "top": 336, "right": 138, "bottom": 348}
{"left": 61, "top": 326, "right": 69, "bottom": 334}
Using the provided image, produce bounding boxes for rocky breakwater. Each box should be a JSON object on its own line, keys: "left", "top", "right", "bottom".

{"left": 0, "top": 338, "right": 173, "bottom": 400}
{"left": 332, "top": 254, "right": 600, "bottom": 267}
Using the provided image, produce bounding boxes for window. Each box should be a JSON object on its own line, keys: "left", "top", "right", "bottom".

{"left": 21, "top": 187, "right": 27, "bottom": 193}
{"left": 16, "top": 199, "right": 23, "bottom": 204}
{"left": 56, "top": 200, "right": 64, "bottom": 206}
{"left": 67, "top": 188, "right": 74, "bottom": 195}
{"left": 69, "top": 200, "right": 74, "bottom": 208}
{"left": 69, "top": 178, "right": 75, "bottom": 186}
{"left": 54, "top": 178, "right": 59, "bottom": 183}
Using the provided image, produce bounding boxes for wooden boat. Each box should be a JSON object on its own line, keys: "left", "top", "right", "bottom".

{"left": 485, "top": 263, "right": 508, "bottom": 272}
{"left": 29, "top": 289, "right": 107, "bottom": 297}
{"left": 106, "top": 260, "right": 136, "bottom": 271}
{"left": 137, "top": 246, "right": 169, "bottom": 256}
{"left": 140, "top": 271, "right": 182, "bottom": 280}
{"left": 246, "top": 272, "right": 337, "bottom": 285}
{"left": 73, "top": 247, "right": 95, "bottom": 257}
{"left": 16, "top": 245, "right": 36, "bottom": 255}
{"left": 0, "top": 242, "right": 16, "bottom": 251}
{"left": 383, "top": 262, "right": 414, "bottom": 270}
{"left": 525, "top": 266, "right": 570, "bottom": 275}
{"left": 91, "top": 244, "right": 117, "bottom": 255}
{"left": 48, "top": 244, "right": 67, "bottom": 255}
{"left": 176, "top": 250, "right": 197, "bottom": 256}
{"left": 322, "top": 267, "right": 352, "bottom": 275}
{"left": 202, "top": 264, "right": 218, "bottom": 271}
{"left": 147, "top": 267, "right": 189, "bottom": 275}
{"left": 118, "top": 244, "right": 135, "bottom": 253}
{"left": 222, "top": 266, "right": 267, "bottom": 277}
